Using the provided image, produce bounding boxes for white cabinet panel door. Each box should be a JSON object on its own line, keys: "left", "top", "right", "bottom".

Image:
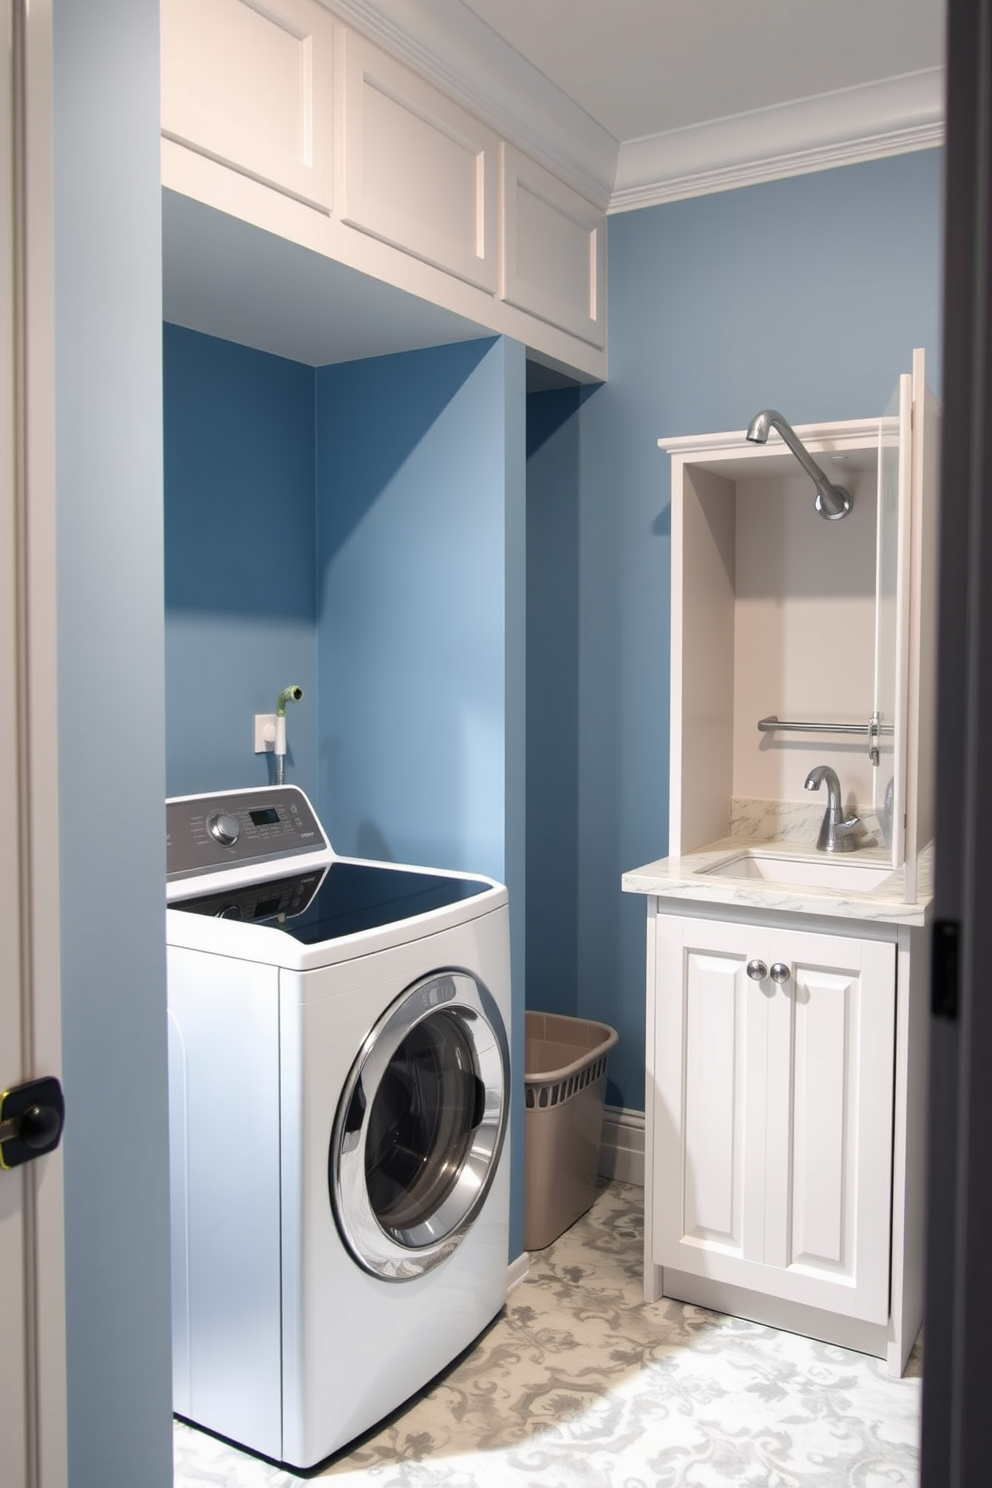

{"left": 162, "top": 0, "right": 333, "bottom": 210}
{"left": 339, "top": 30, "right": 498, "bottom": 292}
{"left": 765, "top": 928, "right": 895, "bottom": 1323}
{"left": 500, "top": 145, "right": 605, "bottom": 347}
{"left": 682, "top": 946, "right": 748, "bottom": 1249}
{"left": 655, "top": 918, "right": 769, "bottom": 1274}
{"left": 654, "top": 915, "right": 895, "bottom": 1324}
{"left": 681, "top": 935, "right": 769, "bottom": 1264}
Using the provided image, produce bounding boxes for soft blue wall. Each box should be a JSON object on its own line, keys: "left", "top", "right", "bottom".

{"left": 54, "top": 1, "right": 172, "bottom": 1484}
{"left": 525, "top": 389, "right": 586, "bottom": 1017}
{"left": 501, "top": 343, "right": 529, "bottom": 1266}
{"left": 315, "top": 337, "right": 528, "bottom": 1255}
{"left": 538, "top": 149, "right": 944, "bottom": 1110}
{"left": 316, "top": 340, "right": 503, "bottom": 872}
{"left": 163, "top": 324, "right": 318, "bottom": 800}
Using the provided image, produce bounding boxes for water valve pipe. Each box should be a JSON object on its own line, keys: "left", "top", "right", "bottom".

{"left": 274, "top": 684, "right": 304, "bottom": 785}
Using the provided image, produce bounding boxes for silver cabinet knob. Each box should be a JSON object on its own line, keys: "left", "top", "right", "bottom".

{"left": 746, "top": 959, "right": 768, "bottom": 981}
{"left": 770, "top": 962, "right": 791, "bottom": 983}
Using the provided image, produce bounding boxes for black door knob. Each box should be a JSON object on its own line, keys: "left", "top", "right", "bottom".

{"left": 20, "top": 1104, "right": 61, "bottom": 1149}
{"left": 0, "top": 1076, "right": 65, "bottom": 1169}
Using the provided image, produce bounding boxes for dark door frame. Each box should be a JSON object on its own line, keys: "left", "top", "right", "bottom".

{"left": 920, "top": 1, "right": 992, "bottom": 1481}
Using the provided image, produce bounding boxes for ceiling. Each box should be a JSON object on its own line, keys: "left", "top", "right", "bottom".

{"left": 460, "top": 0, "right": 945, "bottom": 144}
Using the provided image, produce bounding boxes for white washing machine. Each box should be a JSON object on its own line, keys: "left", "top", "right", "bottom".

{"left": 166, "top": 786, "right": 511, "bottom": 1472}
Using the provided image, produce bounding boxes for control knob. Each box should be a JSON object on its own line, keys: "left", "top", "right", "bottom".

{"left": 207, "top": 810, "right": 240, "bottom": 847}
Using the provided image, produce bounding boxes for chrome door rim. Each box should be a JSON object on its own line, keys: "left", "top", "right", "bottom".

{"left": 330, "top": 970, "right": 509, "bottom": 1280}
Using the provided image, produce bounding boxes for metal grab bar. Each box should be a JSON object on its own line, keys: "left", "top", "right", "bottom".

{"left": 757, "top": 713, "right": 893, "bottom": 765}
{"left": 757, "top": 715, "right": 894, "bottom": 736}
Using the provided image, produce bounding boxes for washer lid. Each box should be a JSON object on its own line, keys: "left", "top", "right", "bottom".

{"left": 171, "top": 859, "right": 490, "bottom": 941}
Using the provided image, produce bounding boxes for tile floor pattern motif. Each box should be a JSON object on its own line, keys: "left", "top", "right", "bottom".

{"left": 174, "top": 1181, "right": 922, "bottom": 1488}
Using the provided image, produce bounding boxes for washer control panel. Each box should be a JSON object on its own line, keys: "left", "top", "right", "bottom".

{"left": 166, "top": 786, "right": 329, "bottom": 881}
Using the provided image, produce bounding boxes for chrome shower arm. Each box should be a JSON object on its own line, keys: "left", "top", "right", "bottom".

{"left": 746, "top": 409, "right": 852, "bottom": 520}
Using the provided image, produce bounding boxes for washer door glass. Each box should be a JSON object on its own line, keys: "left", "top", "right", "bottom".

{"left": 330, "top": 971, "right": 509, "bottom": 1280}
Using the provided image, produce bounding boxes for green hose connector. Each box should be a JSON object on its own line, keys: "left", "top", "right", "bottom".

{"left": 276, "top": 684, "right": 304, "bottom": 716}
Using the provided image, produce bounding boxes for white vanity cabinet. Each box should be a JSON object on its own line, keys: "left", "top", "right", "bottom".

{"left": 652, "top": 913, "right": 895, "bottom": 1323}
{"left": 642, "top": 896, "right": 929, "bottom": 1375}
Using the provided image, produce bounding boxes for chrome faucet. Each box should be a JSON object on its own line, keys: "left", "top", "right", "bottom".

{"left": 804, "top": 765, "right": 861, "bottom": 852}
{"left": 746, "top": 409, "right": 852, "bottom": 520}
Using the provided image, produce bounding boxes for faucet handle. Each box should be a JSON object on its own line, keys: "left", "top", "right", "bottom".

{"left": 828, "top": 812, "right": 862, "bottom": 852}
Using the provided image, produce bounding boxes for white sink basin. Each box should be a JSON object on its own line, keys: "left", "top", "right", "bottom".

{"left": 701, "top": 850, "right": 894, "bottom": 893}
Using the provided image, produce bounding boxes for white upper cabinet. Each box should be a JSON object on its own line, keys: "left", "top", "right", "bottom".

{"left": 337, "top": 31, "right": 499, "bottom": 293}
{"left": 160, "top": 3, "right": 608, "bottom": 380}
{"left": 500, "top": 145, "right": 606, "bottom": 348}
{"left": 161, "top": 0, "right": 334, "bottom": 212}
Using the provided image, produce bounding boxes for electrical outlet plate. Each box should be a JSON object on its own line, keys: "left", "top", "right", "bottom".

{"left": 254, "top": 713, "right": 277, "bottom": 753}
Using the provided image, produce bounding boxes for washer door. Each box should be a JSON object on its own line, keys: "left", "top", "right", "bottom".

{"left": 330, "top": 970, "right": 509, "bottom": 1280}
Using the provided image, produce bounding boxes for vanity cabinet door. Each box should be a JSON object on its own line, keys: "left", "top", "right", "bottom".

{"left": 654, "top": 914, "right": 896, "bottom": 1323}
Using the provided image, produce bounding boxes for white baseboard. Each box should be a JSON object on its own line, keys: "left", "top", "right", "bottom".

{"left": 506, "top": 1250, "right": 530, "bottom": 1293}
{"left": 598, "top": 1105, "right": 645, "bottom": 1186}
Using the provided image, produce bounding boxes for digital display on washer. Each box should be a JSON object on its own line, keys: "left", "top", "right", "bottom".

{"left": 248, "top": 807, "right": 281, "bottom": 826}
{"left": 172, "top": 861, "right": 489, "bottom": 941}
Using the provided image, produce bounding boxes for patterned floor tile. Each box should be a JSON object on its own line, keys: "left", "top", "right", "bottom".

{"left": 174, "top": 1182, "right": 921, "bottom": 1488}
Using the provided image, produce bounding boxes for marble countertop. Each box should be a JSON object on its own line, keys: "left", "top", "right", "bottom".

{"left": 622, "top": 836, "right": 933, "bottom": 927}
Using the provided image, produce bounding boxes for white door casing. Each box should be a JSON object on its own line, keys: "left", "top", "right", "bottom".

{"left": 0, "top": 2, "right": 28, "bottom": 1469}
{"left": 0, "top": 2, "right": 67, "bottom": 1483}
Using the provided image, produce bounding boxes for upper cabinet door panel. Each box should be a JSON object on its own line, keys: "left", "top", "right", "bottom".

{"left": 500, "top": 145, "right": 606, "bottom": 348}
{"left": 339, "top": 31, "right": 498, "bottom": 293}
{"left": 161, "top": 0, "right": 333, "bottom": 211}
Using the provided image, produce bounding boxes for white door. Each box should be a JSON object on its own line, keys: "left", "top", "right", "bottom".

{"left": 874, "top": 347, "right": 939, "bottom": 902}
{"left": 904, "top": 347, "right": 940, "bottom": 902}
{"left": 654, "top": 915, "right": 895, "bottom": 1323}
{"left": 0, "top": 3, "right": 67, "bottom": 1483}
{"left": 873, "top": 369, "right": 909, "bottom": 865}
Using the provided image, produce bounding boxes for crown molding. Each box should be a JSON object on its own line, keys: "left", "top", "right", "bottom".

{"left": 318, "top": 8, "right": 943, "bottom": 217}
{"left": 610, "top": 68, "right": 945, "bottom": 213}
{"left": 321, "top": 0, "right": 619, "bottom": 209}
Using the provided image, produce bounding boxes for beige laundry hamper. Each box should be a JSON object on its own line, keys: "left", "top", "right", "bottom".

{"left": 523, "top": 1011, "right": 619, "bottom": 1251}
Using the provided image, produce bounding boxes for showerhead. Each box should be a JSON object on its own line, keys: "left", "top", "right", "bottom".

{"left": 746, "top": 409, "right": 774, "bottom": 444}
